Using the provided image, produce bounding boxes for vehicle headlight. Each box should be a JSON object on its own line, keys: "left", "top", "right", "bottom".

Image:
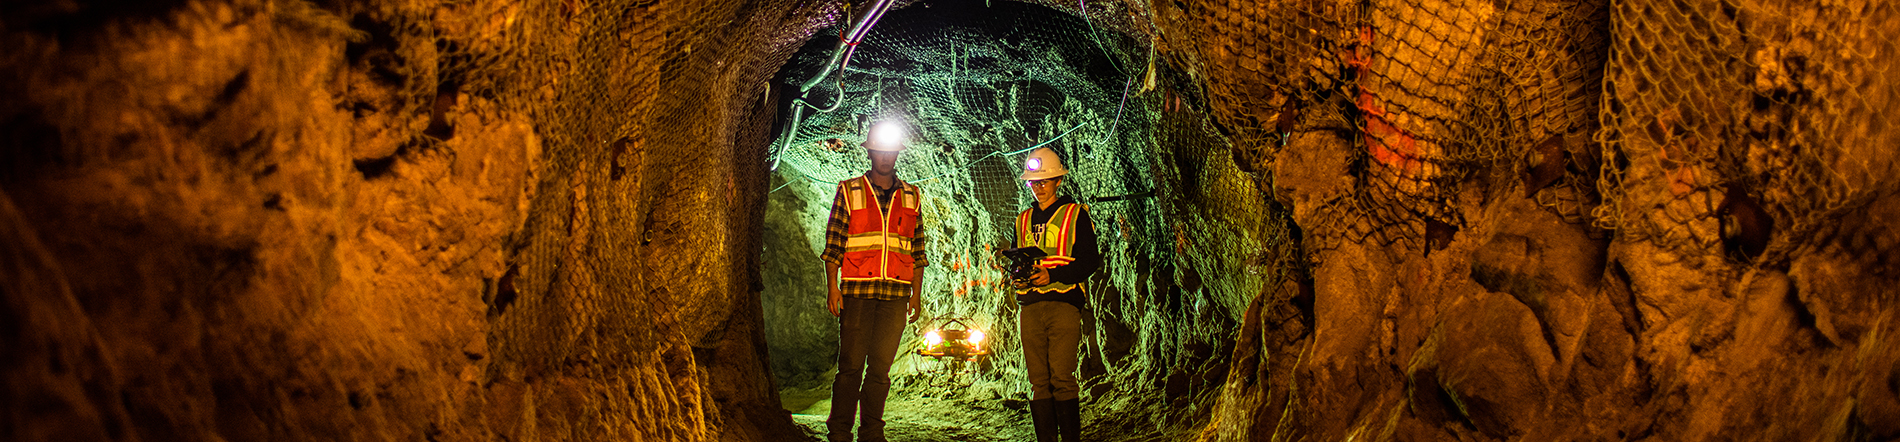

{"left": 924, "top": 330, "right": 943, "bottom": 348}
{"left": 967, "top": 329, "right": 985, "bottom": 346}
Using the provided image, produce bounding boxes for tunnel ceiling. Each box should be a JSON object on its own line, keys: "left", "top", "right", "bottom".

{"left": 772, "top": 0, "right": 1153, "bottom": 229}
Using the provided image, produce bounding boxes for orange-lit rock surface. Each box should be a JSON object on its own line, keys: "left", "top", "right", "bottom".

{"left": 1, "top": 0, "right": 807, "bottom": 440}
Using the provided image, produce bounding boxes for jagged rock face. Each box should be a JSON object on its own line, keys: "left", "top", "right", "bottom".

{"left": 0, "top": 0, "right": 813, "bottom": 440}
{"left": 1169, "top": 0, "right": 1900, "bottom": 440}
{"left": 2, "top": 0, "right": 1897, "bottom": 441}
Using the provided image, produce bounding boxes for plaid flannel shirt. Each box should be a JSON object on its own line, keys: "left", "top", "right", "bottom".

{"left": 821, "top": 176, "right": 928, "bottom": 301}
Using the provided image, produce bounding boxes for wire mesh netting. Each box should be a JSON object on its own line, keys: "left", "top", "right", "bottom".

{"left": 767, "top": 0, "right": 1177, "bottom": 399}
{"left": 359, "top": 0, "right": 848, "bottom": 439}
{"left": 399, "top": 0, "right": 1891, "bottom": 426}
{"left": 9, "top": 0, "right": 1895, "bottom": 440}
{"left": 342, "top": 0, "right": 1893, "bottom": 439}
{"left": 1165, "top": 0, "right": 1894, "bottom": 267}
{"left": 392, "top": 0, "right": 1897, "bottom": 436}
{"left": 760, "top": 6, "right": 1309, "bottom": 437}
{"left": 1169, "top": 0, "right": 1612, "bottom": 259}
{"left": 1596, "top": 0, "right": 1897, "bottom": 260}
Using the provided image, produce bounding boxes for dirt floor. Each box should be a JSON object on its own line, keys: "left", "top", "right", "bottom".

{"left": 787, "top": 385, "right": 1037, "bottom": 442}
{"left": 774, "top": 354, "right": 1047, "bottom": 442}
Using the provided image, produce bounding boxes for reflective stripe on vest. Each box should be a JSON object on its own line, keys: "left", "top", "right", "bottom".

{"left": 1015, "top": 202, "right": 1086, "bottom": 295}
{"left": 839, "top": 176, "right": 922, "bottom": 283}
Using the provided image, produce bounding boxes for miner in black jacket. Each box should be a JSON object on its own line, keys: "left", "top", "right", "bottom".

{"left": 1011, "top": 147, "right": 1100, "bottom": 442}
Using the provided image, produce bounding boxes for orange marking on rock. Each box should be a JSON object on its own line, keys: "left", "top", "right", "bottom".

{"left": 1350, "top": 24, "right": 1424, "bottom": 177}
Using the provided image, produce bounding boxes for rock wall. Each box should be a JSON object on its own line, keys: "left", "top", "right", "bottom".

{"left": 1159, "top": 0, "right": 1900, "bottom": 440}
{"left": 760, "top": 172, "right": 838, "bottom": 390}
{"left": 0, "top": 0, "right": 821, "bottom": 440}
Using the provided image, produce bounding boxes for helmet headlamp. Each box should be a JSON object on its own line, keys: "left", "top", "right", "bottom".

{"left": 865, "top": 121, "right": 907, "bottom": 152}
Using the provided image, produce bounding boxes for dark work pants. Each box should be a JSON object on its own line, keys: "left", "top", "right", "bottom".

{"left": 1020, "top": 301, "right": 1082, "bottom": 401}
{"left": 827, "top": 296, "right": 910, "bottom": 442}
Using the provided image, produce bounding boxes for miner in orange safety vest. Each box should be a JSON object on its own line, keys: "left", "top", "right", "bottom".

{"left": 819, "top": 121, "right": 928, "bottom": 442}
{"left": 1013, "top": 147, "right": 1100, "bottom": 442}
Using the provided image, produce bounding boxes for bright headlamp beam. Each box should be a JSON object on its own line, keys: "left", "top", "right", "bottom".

{"left": 870, "top": 121, "right": 907, "bottom": 149}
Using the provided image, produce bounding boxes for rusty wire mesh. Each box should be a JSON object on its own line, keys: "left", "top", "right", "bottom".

{"left": 1174, "top": 0, "right": 1610, "bottom": 258}
{"left": 1595, "top": 0, "right": 1897, "bottom": 260}
{"left": 1169, "top": 0, "right": 1894, "bottom": 267}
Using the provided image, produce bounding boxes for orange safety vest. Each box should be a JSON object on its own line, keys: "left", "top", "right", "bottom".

{"left": 839, "top": 176, "right": 923, "bottom": 284}
{"left": 1014, "top": 202, "right": 1087, "bottom": 295}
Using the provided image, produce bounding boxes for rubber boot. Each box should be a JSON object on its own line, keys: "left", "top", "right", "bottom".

{"left": 1029, "top": 399, "right": 1058, "bottom": 442}
{"left": 1055, "top": 399, "right": 1082, "bottom": 442}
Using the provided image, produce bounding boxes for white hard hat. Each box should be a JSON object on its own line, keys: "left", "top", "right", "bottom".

{"left": 864, "top": 121, "right": 907, "bottom": 152}
{"left": 1020, "top": 148, "right": 1068, "bottom": 180}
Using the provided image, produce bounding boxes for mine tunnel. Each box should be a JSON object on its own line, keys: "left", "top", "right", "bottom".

{"left": 2, "top": 0, "right": 1898, "bottom": 441}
